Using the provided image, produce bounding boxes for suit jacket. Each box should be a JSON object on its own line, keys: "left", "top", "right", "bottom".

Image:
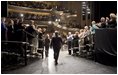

{"left": 51, "top": 36, "right": 62, "bottom": 50}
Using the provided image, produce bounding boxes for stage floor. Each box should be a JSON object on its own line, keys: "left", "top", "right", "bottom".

{"left": 2, "top": 48, "right": 117, "bottom": 74}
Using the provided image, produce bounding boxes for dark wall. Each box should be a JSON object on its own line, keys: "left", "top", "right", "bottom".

{"left": 1, "top": 1, "right": 8, "bottom": 17}
{"left": 93, "top": 1, "right": 117, "bottom": 22}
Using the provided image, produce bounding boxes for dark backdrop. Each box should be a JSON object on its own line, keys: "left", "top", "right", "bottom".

{"left": 1, "top": 1, "right": 7, "bottom": 17}
{"left": 93, "top": 1, "right": 117, "bottom": 22}
{"left": 95, "top": 29, "right": 117, "bottom": 66}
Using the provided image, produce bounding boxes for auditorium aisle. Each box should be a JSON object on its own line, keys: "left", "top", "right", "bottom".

{"left": 2, "top": 48, "right": 117, "bottom": 74}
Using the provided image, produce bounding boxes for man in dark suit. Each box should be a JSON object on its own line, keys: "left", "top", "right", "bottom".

{"left": 50, "top": 31, "right": 62, "bottom": 65}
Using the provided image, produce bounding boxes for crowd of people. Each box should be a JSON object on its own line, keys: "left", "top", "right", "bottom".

{"left": 59, "top": 21, "right": 80, "bottom": 28}
{"left": 1, "top": 12, "right": 117, "bottom": 65}
{"left": 8, "top": 1, "right": 71, "bottom": 12}
{"left": 66, "top": 13, "right": 117, "bottom": 55}
{"left": 91, "top": 13, "right": 117, "bottom": 29}
{"left": 8, "top": 1, "right": 76, "bottom": 15}
{"left": 8, "top": 12, "right": 52, "bottom": 21}
{"left": 8, "top": 1, "right": 52, "bottom": 9}
{"left": 1, "top": 17, "right": 63, "bottom": 65}
{"left": 1, "top": 17, "right": 45, "bottom": 55}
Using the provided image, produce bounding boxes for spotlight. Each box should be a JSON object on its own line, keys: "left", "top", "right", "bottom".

{"left": 60, "top": 13, "right": 63, "bottom": 15}
{"left": 20, "top": 14, "right": 24, "bottom": 17}
{"left": 87, "top": 12, "right": 91, "bottom": 14}
{"left": 58, "top": 19, "right": 60, "bottom": 22}
{"left": 55, "top": 19, "right": 58, "bottom": 22}
{"left": 73, "top": 14, "right": 77, "bottom": 17}
{"left": 48, "top": 21, "right": 52, "bottom": 24}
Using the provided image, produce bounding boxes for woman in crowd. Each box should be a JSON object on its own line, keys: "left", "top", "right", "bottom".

{"left": 83, "top": 26, "right": 91, "bottom": 52}
{"left": 79, "top": 29, "right": 84, "bottom": 46}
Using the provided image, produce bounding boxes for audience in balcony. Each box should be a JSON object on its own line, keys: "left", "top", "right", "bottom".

{"left": 8, "top": 12, "right": 52, "bottom": 21}
{"left": 8, "top": 1, "right": 52, "bottom": 10}
{"left": 8, "top": 1, "right": 72, "bottom": 12}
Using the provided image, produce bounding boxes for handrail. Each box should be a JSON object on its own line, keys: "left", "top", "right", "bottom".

{"left": 16, "top": 29, "right": 38, "bottom": 39}
{"left": 23, "top": 29, "right": 43, "bottom": 41}
{"left": 1, "top": 41, "right": 29, "bottom": 45}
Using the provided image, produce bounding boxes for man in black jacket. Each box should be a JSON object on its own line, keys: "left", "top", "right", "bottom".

{"left": 50, "top": 31, "right": 62, "bottom": 65}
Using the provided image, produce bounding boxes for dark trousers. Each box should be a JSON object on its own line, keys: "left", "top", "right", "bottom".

{"left": 53, "top": 48, "right": 60, "bottom": 62}
{"left": 45, "top": 46, "right": 49, "bottom": 57}
{"left": 68, "top": 41, "right": 72, "bottom": 55}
